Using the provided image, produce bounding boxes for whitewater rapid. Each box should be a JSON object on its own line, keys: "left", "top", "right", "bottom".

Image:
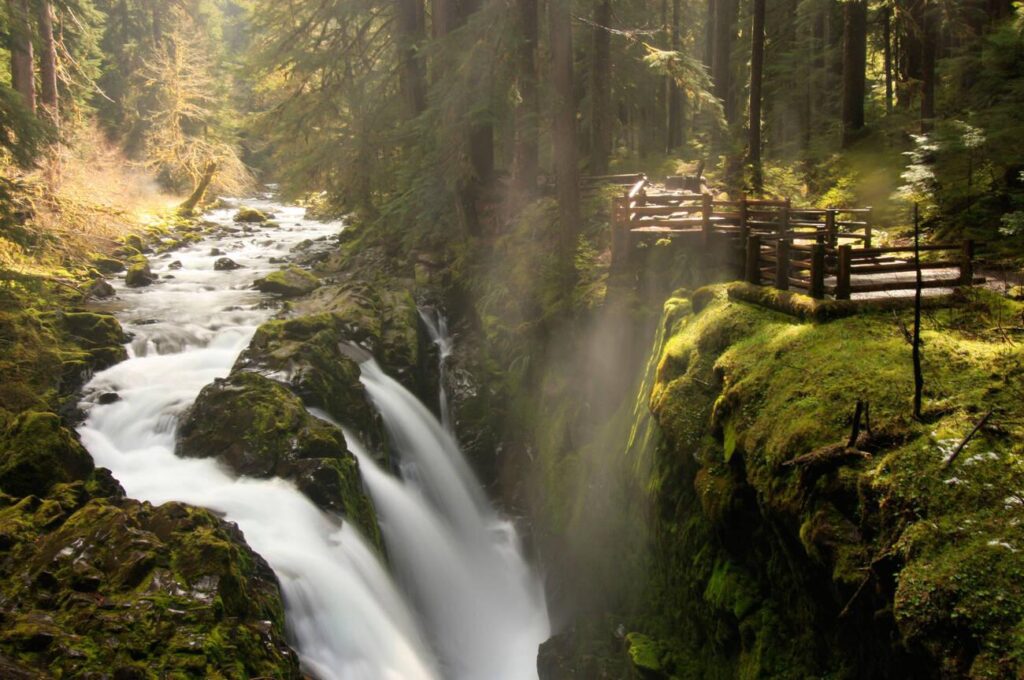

{"left": 76, "top": 195, "right": 548, "bottom": 679}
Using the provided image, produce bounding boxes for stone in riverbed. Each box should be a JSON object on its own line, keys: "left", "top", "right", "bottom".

{"left": 0, "top": 412, "right": 95, "bottom": 498}
{"left": 253, "top": 267, "right": 319, "bottom": 297}
{"left": 87, "top": 278, "right": 116, "bottom": 300}
{"left": 233, "top": 207, "right": 273, "bottom": 224}
{"left": 168, "top": 260, "right": 183, "bottom": 270}
{"left": 214, "top": 257, "right": 242, "bottom": 271}
{"left": 176, "top": 371, "right": 379, "bottom": 542}
{"left": 209, "top": 247, "right": 224, "bottom": 256}
{"left": 125, "top": 256, "right": 155, "bottom": 287}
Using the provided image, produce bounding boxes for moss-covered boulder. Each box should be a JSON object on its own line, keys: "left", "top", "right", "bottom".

{"left": 253, "top": 266, "right": 319, "bottom": 297}
{"left": 124, "top": 255, "right": 155, "bottom": 288}
{"left": 0, "top": 491, "right": 300, "bottom": 678}
{"left": 91, "top": 256, "right": 125, "bottom": 275}
{"left": 176, "top": 372, "right": 379, "bottom": 541}
{"left": 233, "top": 207, "right": 272, "bottom": 223}
{"left": 0, "top": 412, "right": 94, "bottom": 498}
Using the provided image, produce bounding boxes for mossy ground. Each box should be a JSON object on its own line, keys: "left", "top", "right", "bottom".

{"left": 637, "top": 284, "right": 1024, "bottom": 678}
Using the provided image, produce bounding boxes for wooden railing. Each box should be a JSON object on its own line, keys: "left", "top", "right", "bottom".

{"left": 743, "top": 236, "right": 977, "bottom": 300}
{"left": 612, "top": 183, "right": 981, "bottom": 300}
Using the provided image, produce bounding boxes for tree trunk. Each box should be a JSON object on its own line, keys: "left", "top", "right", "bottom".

{"left": 841, "top": 0, "right": 868, "bottom": 147}
{"left": 513, "top": 0, "right": 539, "bottom": 192}
{"left": 8, "top": 0, "right": 36, "bottom": 114}
{"left": 178, "top": 163, "right": 217, "bottom": 216}
{"left": 37, "top": 0, "right": 59, "bottom": 126}
{"left": 591, "top": 0, "right": 612, "bottom": 174}
{"left": 883, "top": 5, "right": 893, "bottom": 115}
{"left": 703, "top": 0, "right": 716, "bottom": 71}
{"left": 920, "top": 0, "right": 937, "bottom": 132}
{"left": 748, "top": 0, "right": 765, "bottom": 191}
{"left": 712, "top": 0, "right": 739, "bottom": 126}
{"left": 395, "top": 0, "right": 427, "bottom": 119}
{"left": 900, "top": 0, "right": 924, "bottom": 110}
{"left": 666, "top": 0, "right": 684, "bottom": 152}
{"left": 549, "top": 0, "right": 581, "bottom": 274}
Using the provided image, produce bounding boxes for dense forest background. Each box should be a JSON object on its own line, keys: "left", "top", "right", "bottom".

{"left": 6, "top": 0, "right": 1024, "bottom": 264}
{"left": 3, "top": 0, "right": 1024, "bottom": 271}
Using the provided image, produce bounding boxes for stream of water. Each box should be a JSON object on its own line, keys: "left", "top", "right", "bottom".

{"left": 76, "top": 195, "right": 548, "bottom": 679}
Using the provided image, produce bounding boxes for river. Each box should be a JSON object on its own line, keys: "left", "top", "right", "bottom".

{"left": 76, "top": 194, "right": 549, "bottom": 679}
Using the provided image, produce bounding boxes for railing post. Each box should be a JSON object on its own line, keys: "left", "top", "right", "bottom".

{"left": 836, "top": 244, "right": 852, "bottom": 300}
{"left": 781, "top": 198, "right": 791, "bottom": 239}
{"left": 960, "top": 239, "right": 975, "bottom": 286}
{"left": 775, "top": 238, "right": 791, "bottom": 291}
{"left": 745, "top": 234, "right": 762, "bottom": 285}
{"left": 810, "top": 243, "right": 826, "bottom": 299}
{"left": 825, "top": 209, "right": 837, "bottom": 248}
{"left": 739, "top": 194, "right": 749, "bottom": 244}
{"left": 702, "top": 193, "right": 713, "bottom": 245}
{"left": 864, "top": 207, "right": 873, "bottom": 248}
{"left": 610, "top": 196, "right": 627, "bottom": 270}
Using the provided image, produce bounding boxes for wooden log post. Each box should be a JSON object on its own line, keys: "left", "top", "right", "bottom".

{"left": 746, "top": 234, "right": 762, "bottom": 285}
{"left": 775, "top": 238, "right": 791, "bottom": 291}
{"left": 701, "top": 192, "right": 713, "bottom": 245}
{"left": 825, "top": 209, "right": 837, "bottom": 248}
{"left": 610, "top": 196, "right": 628, "bottom": 270}
{"left": 864, "top": 207, "right": 873, "bottom": 248}
{"left": 836, "top": 244, "right": 853, "bottom": 300}
{"left": 960, "top": 239, "right": 975, "bottom": 286}
{"left": 810, "top": 243, "right": 826, "bottom": 299}
{"left": 739, "top": 194, "right": 749, "bottom": 244}
{"left": 781, "top": 198, "right": 791, "bottom": 238}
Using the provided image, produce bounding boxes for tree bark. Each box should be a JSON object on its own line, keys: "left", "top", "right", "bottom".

{"left": 37, "top": 0, "right": 59, "bottom": 126}
{"left": 8, "top": 0, "right": 36, "bottom": 114}
{"left": 178, "top": 162, "right": 217, "bottom": 216}
{"left": 591, "top": 0, "right": 612, "bottom": 174}
{"left": 666, "top": 0, "right": 684, "bottom": 152}
{"left": 549, "top": 0, "right": 581, "bottom": 273}
{"left": 395, "top": 0, "right": 427, "bottom": 119}
{"left": 748, "top": 0, "right": 765, "bottom": 192}
{"left": 711, "top": 0, "right": 739, "bottom": 126}
{"left": 513, "top": 0, "right": 539, "bottom": 192}
{"left": 883, "top": 5, "right": 893, "bottom": 115}
{"left": 920, "top": 0, "right": 937, "bottom": 132}
{"left": 841, "top": 0, "right": 868, "bottom": 147}
{"left": 703, "top": 0, "right": 716, "bottom": 71}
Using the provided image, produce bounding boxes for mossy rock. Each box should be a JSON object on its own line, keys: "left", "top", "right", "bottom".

{"left": 119, "top": 233, "right": 148, "bottom": 253}
{"left": 91, "top": 257, "right": 125, "bottom": 275}
{"left": 60, "top": 312, "right": 125, "bottom": 349}
{"left": 253, "top": 267, "right": 319, "bottom": 297}
{"left": 0, "top": 492, "right": 300, "bottom": 678}
{"left": 236, "top": 315, "right": 382, "bottom": 450}
{"left": 233, "top": 207, "right": 272, "bottom": 223}
{"left": 124, "top": 256, "right": 155, "bottom": 288}
{"left": 176, "top": 372, "right": 379, "bottom": 541}
{"left": 0, "top": 412, "right": 94, "bottom": 498}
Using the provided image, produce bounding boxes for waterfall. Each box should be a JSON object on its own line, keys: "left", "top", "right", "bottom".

{"left": 418, "top": 307, "right": 453, "bottom": 431}
{"left": 312, "top": 357, "right": 549, "bottom": 680}
{"left": 76, "top": 196, "right": 548, "bottom": 680}
{"left": 77, "top": 200, "right": 439, "bottom": 680}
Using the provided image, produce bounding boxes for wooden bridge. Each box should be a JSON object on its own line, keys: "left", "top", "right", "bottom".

{"left": 608, "top": 176, "right": 982, "bottom": 300}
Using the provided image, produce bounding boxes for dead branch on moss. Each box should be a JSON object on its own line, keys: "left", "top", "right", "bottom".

{"left": 941, "top": 410, "right": 994, "bottom": 470}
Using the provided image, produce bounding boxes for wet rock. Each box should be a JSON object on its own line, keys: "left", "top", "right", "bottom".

{"left": 87, "top": 278, "right": 116, "bottom": 300}
{"left": 233, "top": 207, "right": 272, "bottom": 224}
{"left": 209, "top": 247, "right": 224, "bottom": 256}
{"left": 97, "top": 392, "right": 121, "bottom": 405}
{"left": 253, "top": 267, "right": 319, "bottom": 297}
{"left": 0, "top": 492, "right": 301, "bottom": 678}
{"left": 124, "top": 256, "right": 155, "bottom": 288}
{"left": 213, "top": 257, "right": 242, "bottom": 271}
{"left": 0, "top": 412, "right": 95, "bottom": 497}
{"left": 92, "top": 257, "right": 125, "bottom": 275}
{"left": 176, "top": 372, "right": 379, "bottom": 540}
{"left": 168, "top": 260, "right": 183, "bottom": 270}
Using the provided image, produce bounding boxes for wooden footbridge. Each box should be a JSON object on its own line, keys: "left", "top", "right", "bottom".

{"left": 607, "top": 176, "right": 982, "bottom": 300}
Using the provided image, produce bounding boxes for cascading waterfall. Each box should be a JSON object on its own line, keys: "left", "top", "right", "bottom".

{"left": 316, "top": 355, "right": 550, "bottom": 680}
{"left": 418, "top": 308, "right": 453, "bottom": 431}
{"left": 75, "top": 195, "right": 548, "bottom": 680}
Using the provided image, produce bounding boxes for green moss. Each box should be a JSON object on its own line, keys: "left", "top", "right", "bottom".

{"left": 641, "top": 284, "right": 1024, "bottom": 678}
{"left": 626, "top": 632, "right": 665, "bottom": 673}
{"left": 0, "top": 412, "right": 94, "bottom": 497}
{"left": 253, "top": 266, "right": 319, "bottom": 297}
